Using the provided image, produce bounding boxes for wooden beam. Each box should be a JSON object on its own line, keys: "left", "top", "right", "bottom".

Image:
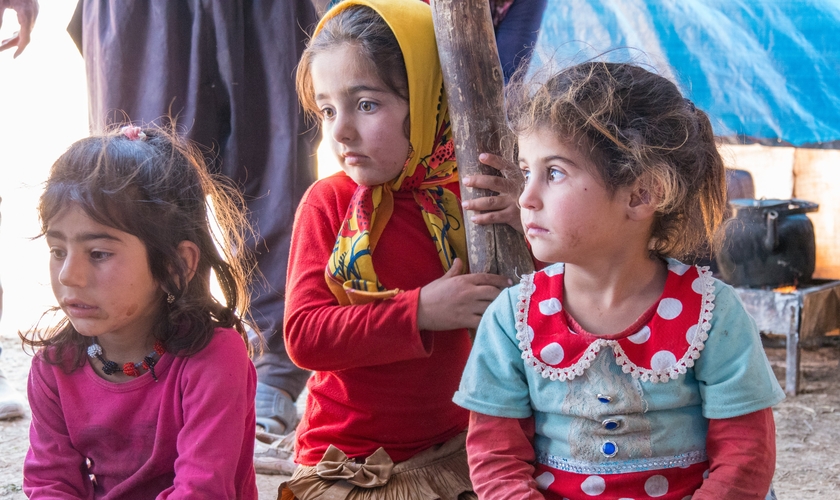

{"left": 431, "top": 0, "right": 534, "bottom": 280}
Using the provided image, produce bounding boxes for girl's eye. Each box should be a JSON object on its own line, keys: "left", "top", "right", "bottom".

{"left": 320, "top": 107, "right": 335, "bottom": 119}
{"left": 548, "top": 168, "right": 566, "bottom": 182}
{"left": 520, "top": 168, "right": 531, "bottom": 183}
{"left": 359, "top": 101, "right": 377, "bottom": 112}
{"left": 49, "top": 247, "right": 66, "bottom": 259}
{"left": 90, "top": 251, "right": 112, "bottom": 261}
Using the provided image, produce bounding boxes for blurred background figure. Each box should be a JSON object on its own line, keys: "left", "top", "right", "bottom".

{"left": 0, "top": 197, "right": 26, "bottom": 421}
{"left": 0, "top": 0, "right": 39, "bottom": 425}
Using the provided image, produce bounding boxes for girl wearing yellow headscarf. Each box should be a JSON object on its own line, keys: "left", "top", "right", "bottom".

{"left": 282, "top": 0, "right": 512, "bottom": 498}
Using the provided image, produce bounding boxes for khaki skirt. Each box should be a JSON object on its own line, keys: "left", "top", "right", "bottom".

{"left": 278, "top": 432, "right": 476, "bottom": 500}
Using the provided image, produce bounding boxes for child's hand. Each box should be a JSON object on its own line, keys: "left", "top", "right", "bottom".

{"left": 461, "top": 153, "right": 524, "bottom": 234}
{"left": 418, "top": 258, "right": 512, "bottom": 331}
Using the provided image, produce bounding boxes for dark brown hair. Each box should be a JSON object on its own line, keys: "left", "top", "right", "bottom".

{"left": 22, "top": 127, "right": 254, "bottom": 369}
{"left": 507, "top": 61, "right": 727, "bottom": 259}
{"left": 296, "top": 4, "right": 408, "bottom": 122}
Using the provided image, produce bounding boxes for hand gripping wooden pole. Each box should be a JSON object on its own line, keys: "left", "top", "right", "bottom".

{"left": 431, "top": 0, "right": 534, "bottom": 280}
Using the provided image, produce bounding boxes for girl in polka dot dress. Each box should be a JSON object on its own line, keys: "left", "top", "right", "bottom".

{"left": 454, "top": 62, "right": 785, "bottom": 500}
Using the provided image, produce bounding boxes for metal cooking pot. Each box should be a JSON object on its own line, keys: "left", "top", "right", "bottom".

{"left": 716, "top": 198, "right": 819, "bottom": 288}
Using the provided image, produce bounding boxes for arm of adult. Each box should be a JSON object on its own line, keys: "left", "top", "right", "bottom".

{"left": 691, "top": 408, "right": 776, "bottom": 500}
{"left": 23, "top": 355, "right": 94, "bottom": 499}
{"left": 284, "top": 182, "right": 509, "bottom": 372}
{"left": 160, "top": 330, "right": 257, "bottom": 499}
{"left": 0, "top": 0, "right": 39, "bottom": 58}
{"left": 467, "top": 412, "right": 544, "bottom": 500}
{"left": 461, "top": 153, "right": 524, "bottom": 233}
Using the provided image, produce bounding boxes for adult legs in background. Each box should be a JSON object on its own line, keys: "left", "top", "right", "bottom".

{"left": 76, "top": 0, "right": 318, "bottom": 435}
{"left": 494, "top": 0, "right": 548, "bottom": 82}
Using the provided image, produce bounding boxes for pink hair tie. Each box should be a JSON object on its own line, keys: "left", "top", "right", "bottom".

{"left": 120, "top": 126, "right": 147, "bottom": 141}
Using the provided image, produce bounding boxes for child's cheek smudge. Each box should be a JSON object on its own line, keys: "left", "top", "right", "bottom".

{"left": 565, "top": 229, "right": 582, "bottom": 249}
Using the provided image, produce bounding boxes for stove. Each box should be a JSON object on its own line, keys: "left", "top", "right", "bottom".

{"left": 733, "top": 279, "right": 840, "bottom": 395}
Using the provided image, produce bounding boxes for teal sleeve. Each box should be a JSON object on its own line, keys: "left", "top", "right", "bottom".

{"left": 453, "top": 286, "right": 533, "bottom": 418}
{"left": 695, "top": 280, "right": 785, "bottom": 419}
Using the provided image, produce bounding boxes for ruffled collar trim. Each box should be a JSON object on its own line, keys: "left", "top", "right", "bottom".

{"left": 515, "top": 262, "right": 715, "bottom": 383}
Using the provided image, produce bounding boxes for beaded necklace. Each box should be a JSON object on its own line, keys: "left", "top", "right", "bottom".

{"left": 87, "top": 339, "right": 166, "bottom": 381}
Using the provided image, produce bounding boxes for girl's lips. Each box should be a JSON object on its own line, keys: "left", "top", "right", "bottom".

{"left": 342, "top": 153, "right": 367, "bottom": 167}
{"left": 63, "top": 301, "right": 99, "bottom": 318}
{"left": 525, "top": 223, "right": 549, "bottom": 236}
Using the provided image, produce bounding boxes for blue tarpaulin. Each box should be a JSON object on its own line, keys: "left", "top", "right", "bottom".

{"left": 533, "top": 0, "right": 840, "bottom": 145}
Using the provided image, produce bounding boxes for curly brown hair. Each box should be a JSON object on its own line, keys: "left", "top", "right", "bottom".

{"left": 506, "top": 61, "right": 727, "bottom": 260}
{"left": 22, "top": 127, "right": 255, "bottom": 370}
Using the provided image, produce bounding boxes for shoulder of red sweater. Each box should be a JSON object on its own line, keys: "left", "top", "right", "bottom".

{"left": 298, "top": 172, "right": 357, "bottom": 218}
{"left": 303, "top": 172, "right": 355, "bottom": 201}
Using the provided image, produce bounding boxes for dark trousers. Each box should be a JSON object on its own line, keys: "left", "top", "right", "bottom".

{"left": 495, "top": 0, "right": 548, "bottom": 82}
{"left": 73, "top": 0, "right": 318, "bottom": 399}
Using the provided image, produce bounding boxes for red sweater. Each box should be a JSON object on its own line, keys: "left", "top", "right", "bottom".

{"left": 284, "top": 172, "right": 470, "bottom": 465}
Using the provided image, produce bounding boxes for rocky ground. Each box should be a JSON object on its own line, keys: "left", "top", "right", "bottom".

{"left": 2, "top": 336, "right": 839, "bottom": 499}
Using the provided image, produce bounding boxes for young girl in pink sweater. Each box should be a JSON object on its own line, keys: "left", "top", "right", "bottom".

{"left": 22, "top": 127, "right": 258, "bottom": 499}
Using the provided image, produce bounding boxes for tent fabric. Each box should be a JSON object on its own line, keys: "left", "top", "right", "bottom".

{"left": 533, "top": 0, "right": 840, "bottom": 146}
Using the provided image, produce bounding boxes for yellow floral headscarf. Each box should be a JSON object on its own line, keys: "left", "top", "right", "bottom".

{"left": 321, "top": 0, "right": 467, "bottom": 305}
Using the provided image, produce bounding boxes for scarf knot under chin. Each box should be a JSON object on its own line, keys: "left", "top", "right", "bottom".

{"left": 326, "top": 118, "right": 465, "bottom": 306}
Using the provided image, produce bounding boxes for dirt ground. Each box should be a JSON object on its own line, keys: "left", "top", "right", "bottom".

{"left": 2, "top": 336, "right": 839, "bottom": 499}
{"left": 766, "top": 341, "right": 840, "bottom": 498}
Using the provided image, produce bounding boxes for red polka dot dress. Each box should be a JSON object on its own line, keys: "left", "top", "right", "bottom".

{"left": 522, "top": 262, "right": 709, "bottom": 384}
{"left": 455, "top": 259, "right": 786, "bottom": 500}
{"left": 517, "top": 262, "right": 713, "bottom": 500}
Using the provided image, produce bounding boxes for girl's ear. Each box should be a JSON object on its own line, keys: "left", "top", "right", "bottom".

{"left": 626, "top": 177, "right": 659, "bottom": 221}
{"left": 175, "top": 240, "right": 201, "bottom": 284}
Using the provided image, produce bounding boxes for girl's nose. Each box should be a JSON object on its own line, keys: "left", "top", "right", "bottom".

{"left": 519, "top": 181, "right": 541, "bottom": 210}
{"left": 58, "top": 254, "right": 86, "bottom": 288}
{"left": 331, "top": 113, "right": 355, "bottom": 144}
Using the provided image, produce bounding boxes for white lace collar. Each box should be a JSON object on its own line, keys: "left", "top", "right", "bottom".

{"left": 515, "top": 262, "right": 715, "bottom": 383}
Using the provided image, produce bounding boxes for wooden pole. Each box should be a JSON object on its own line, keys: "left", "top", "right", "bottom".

{"left": 431, "top": 0, "right": 534, "bottom": 280}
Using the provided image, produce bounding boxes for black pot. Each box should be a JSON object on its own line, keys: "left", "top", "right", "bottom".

{"left": 716, "top": 199, "right": 819, "bottom": 288}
